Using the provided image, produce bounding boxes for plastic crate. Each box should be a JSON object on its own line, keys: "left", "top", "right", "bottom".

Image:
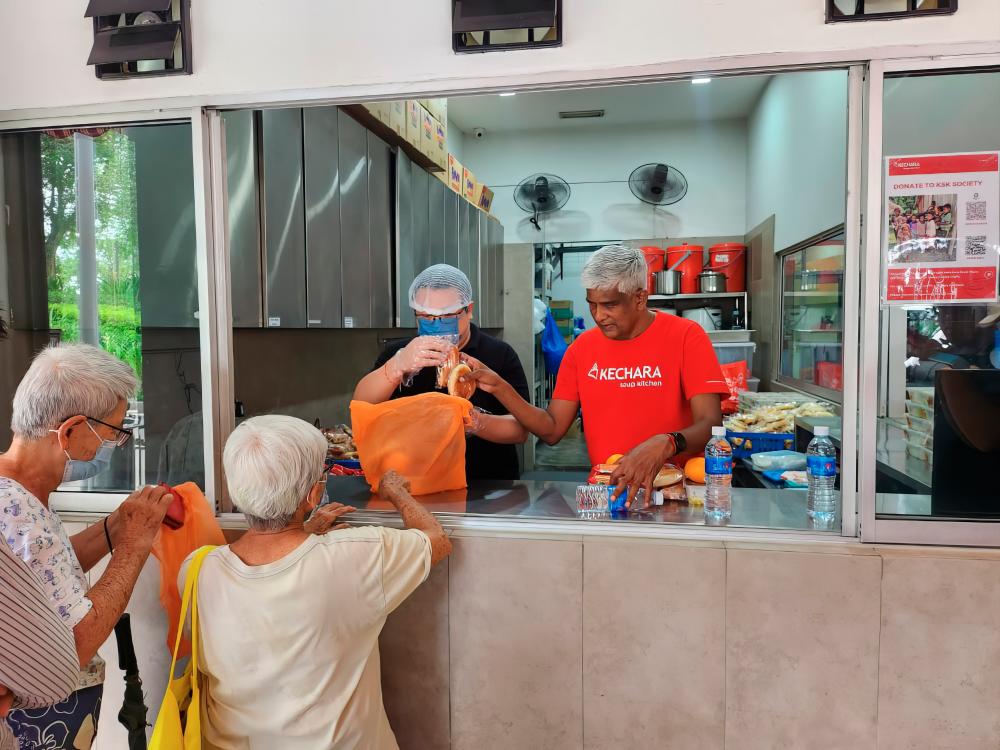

{"left": 712, "top": 342, "right": 756, "bottom": 373}
{"left": 726, "top": 431, "right": 795, "bottom": 459}
{"left": 551, "top": 307, "right": 574, "bottom": 320}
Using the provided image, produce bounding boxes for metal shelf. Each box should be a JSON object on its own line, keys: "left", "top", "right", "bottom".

{"left": 649, "top": 292, "right": 746, "bottom": 301}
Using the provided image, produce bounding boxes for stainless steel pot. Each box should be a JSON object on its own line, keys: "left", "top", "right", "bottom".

{"left": 698, "top": 271, "right": 727, "bottom": 294}
{"left": 654, "top": 270, "right": 682, "bottom": 295}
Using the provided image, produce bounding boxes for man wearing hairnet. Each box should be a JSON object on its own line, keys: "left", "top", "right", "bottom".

{"left": 354, "top": 264, "right": 530, "bottom": 480}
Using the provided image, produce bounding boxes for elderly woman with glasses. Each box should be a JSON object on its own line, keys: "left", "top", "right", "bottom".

{"left": 181, "top": 414, "right": 451, "bottom": 750}
{"left": 0, "top": 344, "right": 175, "bottom": 749}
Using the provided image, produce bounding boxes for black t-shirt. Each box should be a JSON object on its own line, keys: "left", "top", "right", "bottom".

{"left": 371, "top": 325, "right": 530, "bottom": 480}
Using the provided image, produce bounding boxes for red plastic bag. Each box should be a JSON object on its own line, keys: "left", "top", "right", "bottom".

{"left": 150, "top": 482, "right": 226, "bottom": 657}
{"left": 351, "top": 392, "right": 472, "bottom": 496}
{"left": 720, "top": 360, "right": 749, "bottom": 415}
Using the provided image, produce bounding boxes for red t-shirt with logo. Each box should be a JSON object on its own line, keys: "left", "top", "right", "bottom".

{"left": 552, "top": 312, "right": 729, "bottom": 466}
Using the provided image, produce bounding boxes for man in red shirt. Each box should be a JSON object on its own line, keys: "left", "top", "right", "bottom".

{"left": 468, "top": 244, "right": 728, "bottom": 507}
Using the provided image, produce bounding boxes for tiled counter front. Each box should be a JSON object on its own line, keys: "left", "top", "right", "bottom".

{"left": 76, "top": 524, "right": 1000, "bottom": 750}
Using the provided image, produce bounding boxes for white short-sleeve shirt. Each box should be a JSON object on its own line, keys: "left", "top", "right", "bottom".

{"left": 180, "top": 525, "right": 431, "bottom": 750}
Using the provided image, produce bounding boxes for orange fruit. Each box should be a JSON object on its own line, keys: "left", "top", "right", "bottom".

{"left": 684, "top": 457, "right": 706, "bottom": 484}
{"left": 606, "top": 453, "right": 624, "bottom": 465}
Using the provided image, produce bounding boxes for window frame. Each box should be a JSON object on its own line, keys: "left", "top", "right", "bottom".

{"left": 858, "top": 54, "right": 1000, "bottom": 546}
{"left": 826, "top": 0, "right": 958, "bottom": 24}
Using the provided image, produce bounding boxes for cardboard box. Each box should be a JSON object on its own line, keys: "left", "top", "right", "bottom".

{"left": 432, "top": 169, "right": 451, "bottom": 187}
{"left": 405, "top": 101, "right": 423, "bottom": 150}
{"left": 448, "top": 154, "right": 463, "bottom": 193}
{"left": 421, "top": 108, "right": 436, "bottom": 158}
{"left": 421, "top": 98, "right": 448, "bottom": 122}
{"left": 549, "top": 300, "right": 573, "bottom": 310}
{"left": 362, "top": 102, "right": 388, "bottom": 124}
{"left": 432, "top": 118, "right": 448, "bottom": 170}
{"left": 387, "top": 100, "right": 406, "bottom": 137}
{"left": 473, "top": 183, "right": 494, "bottom": 213}
{"left": 462, "top": 166, "right": 476, "bottom": 202}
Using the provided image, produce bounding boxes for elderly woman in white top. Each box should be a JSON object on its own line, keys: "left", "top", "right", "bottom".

{"left": 0, "top": 344, "right": 174, "bottom": 749}
{"left": 181, "top": 415, "right": 451, "bottom": 750}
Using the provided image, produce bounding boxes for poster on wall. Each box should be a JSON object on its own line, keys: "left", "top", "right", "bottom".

{"left": 883, "top": 152, "right": 999, "bottom": 305}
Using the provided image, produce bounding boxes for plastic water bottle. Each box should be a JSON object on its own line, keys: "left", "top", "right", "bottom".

{"left": 704, "top": 426, "right": 733, "bottom": 523}
{"left": 575, "top": 485, "right": 656, "bottom": 517}
{"left": 806, "top": 426, "right": 838, "bottom": 524}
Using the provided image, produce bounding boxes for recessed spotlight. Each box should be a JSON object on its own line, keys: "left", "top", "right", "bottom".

{"left": 499, "top": 92, "right": 517, "bottom": 97}
{"left": 691, "top": 77, "right": 712, "bottom": 85}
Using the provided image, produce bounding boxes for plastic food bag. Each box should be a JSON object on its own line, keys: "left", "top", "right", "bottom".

{"left": 750, "top": 450, "right": 807, "bottom": 471}
{"left": 150, "top": 482, "right": 226, "bottom": 657}
{"left": 351, "top": 392, "right": 473, "bottom": 496}
{"left": 720, "top": 360, "right": 749, "bottom": 414}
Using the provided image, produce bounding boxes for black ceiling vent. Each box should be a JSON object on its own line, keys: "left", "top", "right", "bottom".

{"left": 453, "top": 0, "right": 561, "bottom": 54}
{"left": 85, "top": 0, "right": 191, "bottom": 80}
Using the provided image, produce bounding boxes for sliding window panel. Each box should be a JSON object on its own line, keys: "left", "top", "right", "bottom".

{"left": 445, "top": 189, "right": 460, "bottom": 267}
{"left": 338, "top": 109, "right": 371, "bottom": 329}
{"left": 396, "top": 151, "right": 415, "bottom": 328}
{"left": 428, "top": 176, "right": 446, "bottom": 267}
{"left": 477, "top": 210, "right": 490, "bottom": 325}
{"left": 260, "top": 108, "right": 307, "bottom": 328}
{"left": 303, "top": 106, "right": 342, "bottom": 328}
{"left": 222, "top": 111, "right": 262, "bottom": 328}
{"left": 368, "top": 130, "right": 393, "bottom": 328}
{"left": 410, "top": 165, "right": 431, "bottom": 278}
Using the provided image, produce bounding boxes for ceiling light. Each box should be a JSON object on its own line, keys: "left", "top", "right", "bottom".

{"left": 691, "top": 77, "right": 712, "bottom": 85}
{"left": 499, "top": 92, "right": 517, "bottom": 97}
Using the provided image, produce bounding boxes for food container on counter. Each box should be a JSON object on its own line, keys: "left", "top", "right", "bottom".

{"left": 905, "top": 441, "right": 933, "bottom": 464}
{"left": 726, "top": 431, "right": 795, "bottom": 459}
{"left": 901, "top": 426, "right": 933, "bottom": 450}
{"left": 905, "top": 412, "right": 933, "bottom": 435}
{"left": 906, "top": 386, "right": 935, "bottom": 408}
{"left": 905, "top": 399, "right": 933, "bottom": 421}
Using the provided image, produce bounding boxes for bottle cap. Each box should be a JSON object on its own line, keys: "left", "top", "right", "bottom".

{"left": 712, "top": 425, "right": 725, "bottom": 437}
{"left": 815, "top": 426, "right": 830, "bottom": 437}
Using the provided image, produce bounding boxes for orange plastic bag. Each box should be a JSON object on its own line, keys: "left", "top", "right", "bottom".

{"left": 351, "top": 392, "right": 473, "bottom": 496}
{"left": 150, "top": 482, "right": 226, "bottom": 658}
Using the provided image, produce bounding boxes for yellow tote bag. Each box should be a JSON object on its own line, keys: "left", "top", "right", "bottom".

{"left": 149, "top": 544, "right": 217, "bottom": 750}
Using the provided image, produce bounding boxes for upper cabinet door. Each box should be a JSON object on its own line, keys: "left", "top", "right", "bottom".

{"left": 368, "top": 129, "right": 393, "bottom": 328}
{"left": 444, "top": 188, "right": 460, "bottom": 268}
{"left": 260, "top": 108, "right": 307, "bottom": 329}
{"left": 396, "top": 150, "right": 415, "bottom": 328}
{"left": 223, "top": 111, "right": 263, "bottom": 328}
{"left": 338, "top": 110, "right": 372, "bottom": 329}
{"left": 303, "top": 107, "right": 342, "bottom": 329}
{"left": 428, "top": 175, "right": 446, "bottom": 268}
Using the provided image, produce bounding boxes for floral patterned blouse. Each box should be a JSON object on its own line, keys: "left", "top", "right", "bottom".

{"left": 0, "top": 477, "right": 105, "bottom": 689}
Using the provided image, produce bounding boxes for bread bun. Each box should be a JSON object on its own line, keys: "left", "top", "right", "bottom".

{"left": 652, "top": 466, "right": 684, "bottom": 489}
{"left": 447, "top": 363, "right": 476, "bottom": 400}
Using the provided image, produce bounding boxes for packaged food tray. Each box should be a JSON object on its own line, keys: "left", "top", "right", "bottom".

{"left": 906, "top": 386, "right": 934, "bottom": 408}
{"left": 726, "top": 431, "right": 795, "bottom": 459}
{"left": 901, "top": 425, "right": 933, "bottom": 449}
{"left": 905, "top": 441, "right": 933, "bottom": 464}
{"left": 905, "top": 399, "right": 933, "bottom": 421}
{"left": 904, "top": 412, "right": 933, "bottom": 435}
{"left": 738, "top": 391, "right": 823, "bottom": 411}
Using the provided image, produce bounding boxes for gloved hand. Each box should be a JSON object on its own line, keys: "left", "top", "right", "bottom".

{"left": 387, "top": 336, "right": 452, "bottom": 380}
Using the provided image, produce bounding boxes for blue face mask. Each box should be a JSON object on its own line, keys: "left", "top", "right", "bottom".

{"left": 53, "top": 421, "right": 118, "bottom": 483}
{"left": 417, "top": 314, "right": 460, "bottom": 340}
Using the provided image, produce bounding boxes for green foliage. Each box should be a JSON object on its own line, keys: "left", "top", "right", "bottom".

{"left": 48, "top": 303, "right": 143, "bottom": 385}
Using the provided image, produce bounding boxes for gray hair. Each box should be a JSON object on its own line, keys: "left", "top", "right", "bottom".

{"left": 223, "top": 415, "right": 327, "bottom": 531}
{"left": 11, "top": 344, "right": 138, "bottom": 440}
{"left": 581, "top": 244, "right": 648, "bottom": 295}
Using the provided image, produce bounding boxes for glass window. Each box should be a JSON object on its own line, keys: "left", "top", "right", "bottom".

{"left": 0, "top": 123, "right": 203, "bottom": 493}
{"left": 778, "top": 230, "right": 846, "bottom": 400}
{"left": 875, "top": 69, "right": 1000, "bottom": 520}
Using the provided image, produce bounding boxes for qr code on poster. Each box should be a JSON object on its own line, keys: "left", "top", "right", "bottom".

{"left": 965, "top": 236, "right": 987, "bottom": 257}
{"left": 965, "top": 200, "right": 988, "bottom": 223}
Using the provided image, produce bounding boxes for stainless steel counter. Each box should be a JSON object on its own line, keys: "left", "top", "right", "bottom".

{"left": 324, "top": 476, "right": 841, "bottom": 534}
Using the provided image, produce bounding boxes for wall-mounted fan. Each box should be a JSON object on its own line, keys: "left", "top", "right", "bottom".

{"left": 628, "top": 163, "right": 688, "bottom": 206}
{"left": 514, "top": 173, "right": 571, "bottom": 231}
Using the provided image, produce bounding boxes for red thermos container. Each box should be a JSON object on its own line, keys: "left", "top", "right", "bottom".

{"left": 708, "top": 243, "right": 747, "bottom": 293}
{"left": 666, "top": 244, "right": 703, "bottom": 295}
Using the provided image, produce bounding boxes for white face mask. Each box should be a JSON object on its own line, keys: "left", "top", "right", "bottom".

{"left": 50, "top": 421, "right": 118, "bottom": 483}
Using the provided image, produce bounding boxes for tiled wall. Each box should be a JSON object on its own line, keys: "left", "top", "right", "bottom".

{"left": 76, "top": 528, "right": 1000, "bottom": 750}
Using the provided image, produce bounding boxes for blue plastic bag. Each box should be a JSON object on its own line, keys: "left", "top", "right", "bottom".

{"left": 541, "top": 309, "right": 568, "bottom": 376}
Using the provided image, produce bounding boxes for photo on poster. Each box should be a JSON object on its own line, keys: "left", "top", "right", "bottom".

{"left": 887, "top": 193, "right": 957, "bottom": 263}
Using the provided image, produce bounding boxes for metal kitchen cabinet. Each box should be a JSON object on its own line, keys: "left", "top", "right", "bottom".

{"left": 223, "top": 111, "right": 263, "bottom": 328}
{"left": 468, "top": 207, "right": 481, "bottom": 315}
{"left": 261, "top": 108, "right": 307, "bottom": 328}
{"left": 458, "top": 200, "right": 472, "bottom": 286}
{"left": 338, "top": 110, "right": 372, "bottom": 328}
{"left": 395, "top": 152, "right": 415, "bottom": 328}
{"left": 489, "top": 217, "right": 504, "bottom": 328}
{"left": 368, "top": 129, "right": 393, "bottom": 327}
{"left": 411, "top": 165, "right": 431, "bottom": 276}
{"left": 444, "top": 189, "right": 460, "bottom": 267}
{"left": 478, "top": 210, "right": 490, "bottom": 325}
{"left": 428, "top": 176, "right": 446, "bottom": 267}
{"left": 303, "top": 107, "right": 342, "bottom": 328}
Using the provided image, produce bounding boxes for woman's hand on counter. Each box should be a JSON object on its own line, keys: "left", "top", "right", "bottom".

{"left": 304, "top": 502, "right": 356, "bottom": 535}
{"left": 610, "top": 434, "right": 674, "bottom": 509}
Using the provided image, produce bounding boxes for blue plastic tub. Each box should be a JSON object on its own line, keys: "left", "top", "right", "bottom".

{"left": 725, "top": 431, "right": 795, "bottom": 459}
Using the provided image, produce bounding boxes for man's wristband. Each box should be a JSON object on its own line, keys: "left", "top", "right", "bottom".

{"left": 103, "top": 516, "right": 114, "bottom": 554}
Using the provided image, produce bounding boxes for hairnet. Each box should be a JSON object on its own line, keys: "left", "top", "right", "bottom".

{"left": 408, "top": 264, "right": 473, "bottom": 315}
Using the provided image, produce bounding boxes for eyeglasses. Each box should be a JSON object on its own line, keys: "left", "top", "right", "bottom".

{"left": 60, "top": 415, "right": 134, "bottom": 447}
{"left": 415, "top": 307, "right": 469, "bottom": 322}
